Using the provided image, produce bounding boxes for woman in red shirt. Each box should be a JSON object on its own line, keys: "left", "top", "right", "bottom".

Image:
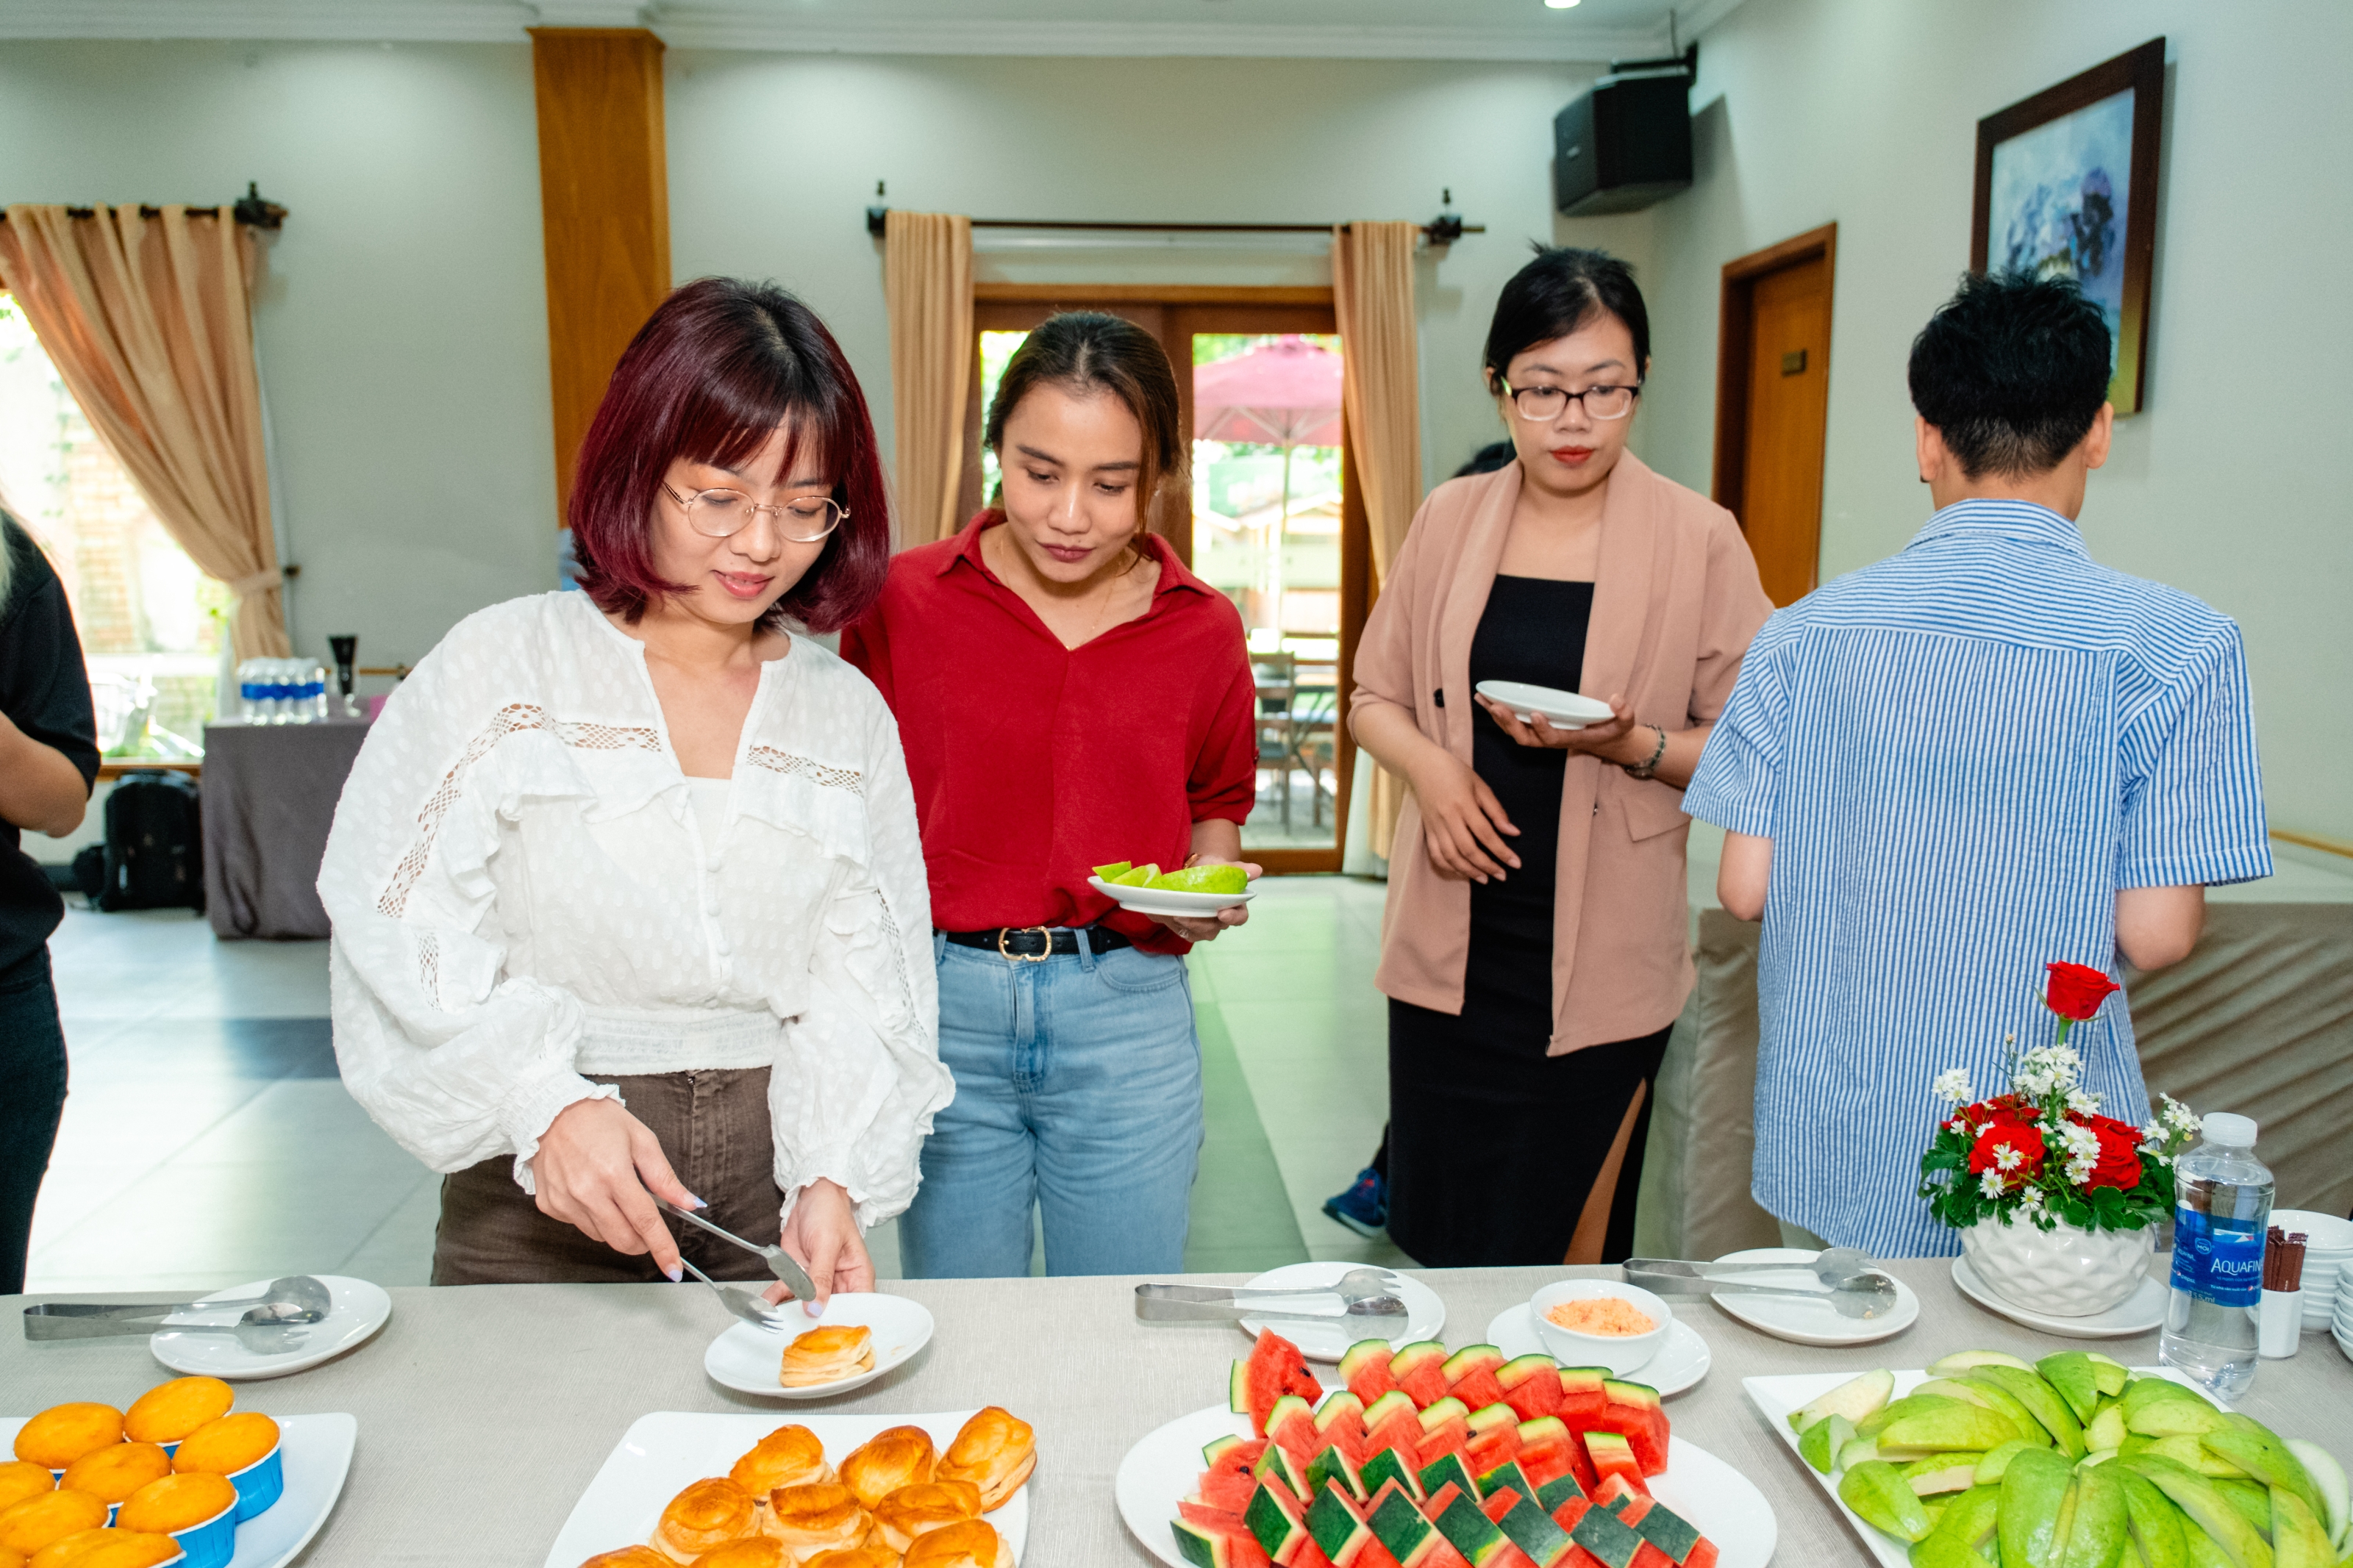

{"left": 843, "top": 312, "right": 1256, "bottom": 1276}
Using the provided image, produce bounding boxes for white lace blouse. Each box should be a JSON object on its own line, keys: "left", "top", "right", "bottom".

{"left": 318, "top": 590, "right": 950, "bottom": 1229}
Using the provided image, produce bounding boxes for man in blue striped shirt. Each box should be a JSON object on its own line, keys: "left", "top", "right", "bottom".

{"left": 1685, "top": 274, "right": 2271, "bottom": 1256}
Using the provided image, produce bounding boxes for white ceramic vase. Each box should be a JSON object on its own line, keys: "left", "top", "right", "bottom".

{"left": 1961, "top": 1214, "right": 2153, "bottom": 1317}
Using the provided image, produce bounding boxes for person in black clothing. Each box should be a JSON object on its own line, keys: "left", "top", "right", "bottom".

{"left": 0, "top": 511, "right": 99, "bottom": 1295}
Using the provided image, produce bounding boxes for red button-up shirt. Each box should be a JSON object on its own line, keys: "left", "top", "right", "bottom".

{"left": 841, "top": 514, "right": 1256, "bottom": 954}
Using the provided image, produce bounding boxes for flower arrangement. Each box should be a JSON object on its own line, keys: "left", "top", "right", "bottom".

{"left": 1918, "top": 962, "right": 2202, "bottom": 1234}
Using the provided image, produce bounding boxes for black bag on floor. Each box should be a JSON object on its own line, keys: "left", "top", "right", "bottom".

{"left": 98, "top": 770, "right": 205, "bottom": 913}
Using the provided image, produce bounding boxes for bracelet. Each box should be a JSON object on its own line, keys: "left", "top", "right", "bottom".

{"left": 1624, "top": 726, "right": 1668, "bottom": 780}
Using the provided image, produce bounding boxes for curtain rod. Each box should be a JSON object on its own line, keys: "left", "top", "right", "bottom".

{"left": 864, "top": 206, "right": 1482, "bottom": 246}
{"left": 0, "top": 184, "right": 288, "bottom": 231}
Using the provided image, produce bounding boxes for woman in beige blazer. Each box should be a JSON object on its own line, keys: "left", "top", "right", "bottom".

{"left": 1352, "top": 248, "right": 1771, "bottom": 1267}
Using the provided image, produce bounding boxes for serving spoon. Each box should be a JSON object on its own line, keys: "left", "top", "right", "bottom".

{"left": 1135, "top": 1267, "right": 1409, "bottom": 1324}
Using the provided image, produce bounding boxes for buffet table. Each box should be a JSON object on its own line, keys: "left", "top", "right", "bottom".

{"left": 6, "top": 1263, "right": 2350, "bottom": 1566}
{"left": 199, "top": 717, "right": 371, "bottom": 939}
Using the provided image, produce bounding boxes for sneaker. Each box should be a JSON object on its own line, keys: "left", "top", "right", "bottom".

{"left": 1322, "top": 1167, "right": 1388, "bottom": 1237}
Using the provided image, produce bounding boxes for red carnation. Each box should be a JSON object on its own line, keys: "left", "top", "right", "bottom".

{"left": 2083, "top": 1118, "right": 2146, "bottom": 1191}
{"left": 1968, "top": 1122, "right": 2046, "bottom": 1182}
{"left": 2046, "top": 962, "right": 2121, "bottom": 1022}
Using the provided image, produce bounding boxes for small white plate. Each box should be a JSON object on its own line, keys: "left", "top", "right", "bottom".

{"left": 1088, "top": 876, "right": 1256, "bottom": 917}
{"left": 0, "top": 1411, "right": 354, "bottom": 1568}
{"left": 1116, "top": 1403, "right": 1774, "bottom": 1568}
{"left": 1704, "top": 1249, "right": 1919, "bottom": 1347}
{"left": 703, "top": 1290, "right": 933, "bottom": 1399}
{"left": 1473, "top": 680, "right": 1615, "bottom": 729}
{"left": 544, "top": 1409, "right": 1026, "bottom": 1568}
{"left": 1949, "top": 1253, "right": 2166, "bottom": 1339}
{"left": 1234, "top": 1264, "right": 1445, "bottom": 1364}
{"left": 150, "top": 1275, "right": 393, "bottom": 1381}
{"left": 1486, "top": 1303, "right": 1712, "bottom": 1397}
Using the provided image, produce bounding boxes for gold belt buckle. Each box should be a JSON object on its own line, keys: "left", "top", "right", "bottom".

{"left": 996, "top": 926, "right": 1053, "bottom": 963}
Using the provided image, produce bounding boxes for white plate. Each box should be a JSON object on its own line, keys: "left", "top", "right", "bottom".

{"left": 1743, "top": 1366, "right": 2207, "bottom": 1568}
{"left": 1949, "top": 1254, "right": 2166, "bottom": 1339}
{"left": 545, "top": 1409, "right": 1025, "bottom": 1568}
{"left": 150, "top": 1275, "right": 393, "bottom": 1381}
{"left": 1234, "top": 1264, "right": 1445, "bottom": 1364}
{"left": 0, "top": 1411, "right": 354, "bottom": 1568}
{"left": 1088, "top": 876, "right": 1256, "bottom": 917}
{"left": 703, "top": 1291, "right": 934, "bottom": 1399}
{"left": 1486, "top": 1303, "right": 1713, "bottom": 1397}
{"left": 1116, "top": 1403, "right": 1774, "bottom": 1568}
{"left": 1473, "top": 681, "right": 1615, "bottom": 729}
{"left": 1704, "top": 1249, "right": 1919, "bottom": 1347}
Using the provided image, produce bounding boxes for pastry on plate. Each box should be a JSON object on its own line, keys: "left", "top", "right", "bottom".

{"left": 872, "top": 1483, "right": 982, "bottom": 1553}
{"left": 59, "top": 1445, "right": 171, "bottom": 1506}
{"left": 801, "top": 1550, "right": 900, "bottom": 1568}
{"left": 684, "top": 1539, "right": 787, "bottom": 1568}
{"left": 934, "top": 1409, "right": 1034, "bottom": 1511}
{"left": 900, "top": 1519, "right": 1011, "bottom": 1568}
{"left": 779, "top": 1325, "right": 874, "bottom": 1389}
{"left": 114, "top": 1472, "right": 237, "bottom": 1536}
{"left": 0, "top": 1491, "right": 109, "bottom": 1557}
{"left": 0, "top": 1464, "right": 54, "bottom": 1511}
{"left": 761, "top": 1481, "right": 868, "bottom": 1559}
{"left": 167, "top": 1412, "right": 279, "bottom": 1478}
{"left": 837, "top": 1428, "right": 934, "bottom": 1511}
{"left": 651, "top": 1478, "right": 761, "bottom": 1563}
{"left": 730, "top": 1426, "right": 832, "bottom": 1496}
{"left": 12, "top": 1406, "right": 124, "bottom": 1472}
{"left": 578, "top": 1550, "right": 673, "bottom": 1568}
{"left": 28, "top": 1529, "right": 184, "bottom": 1568}
{"left": 123, "top": 1378, "right": 235, "bottom": 1449}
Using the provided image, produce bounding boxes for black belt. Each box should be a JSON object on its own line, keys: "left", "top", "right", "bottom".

{"left": 940, "top": 925, "right": 1133, "bottom": 961}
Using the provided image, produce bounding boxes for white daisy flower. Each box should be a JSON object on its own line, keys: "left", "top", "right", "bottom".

{"left": 1933, "top": 1068, "right": 1974, "bottom": 1106}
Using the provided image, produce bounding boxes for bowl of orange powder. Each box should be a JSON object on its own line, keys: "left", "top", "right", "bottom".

{"left": 1529, "top": 1279, "right": 1671, "bottom": 1377}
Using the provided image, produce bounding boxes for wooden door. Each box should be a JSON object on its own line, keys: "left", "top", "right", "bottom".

{"left": 1713, "top": 226, "right": 1836, "bottom": 607}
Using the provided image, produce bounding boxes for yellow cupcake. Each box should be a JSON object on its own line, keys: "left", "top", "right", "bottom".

{"left": 122, "top": 1380, "right": 233, "bottom": 1450}
{"left": 165, "top": 1414, "right": 277, "bottom": 1479}
{"left": 30, "top": 1531, "right": 182, "bottom": 1568}
{"left": 115, "top": 1472, "right": 235, "bottom": 1536}
{"left": 0, "top": 1492, "right": 109, "bottom": 1556}
{"left": 11, "top": 1409, "right": 123, "bottom": 1473}
{"left": 0, "top": 1466, "right": 53, "bottom": 1512}
{"left": 57, "top": 1448, "right": 170, "bottom": 1509}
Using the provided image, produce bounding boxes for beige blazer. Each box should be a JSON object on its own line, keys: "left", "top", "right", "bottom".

{"left": 1352, "top": 455, "right": 1772, "bottom": 1053}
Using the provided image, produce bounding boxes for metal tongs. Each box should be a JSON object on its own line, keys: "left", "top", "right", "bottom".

{"left": 24, "top": 1275, "right": 332, "bottom": 1342}
{"left": 658, "top": 1199, "right": 819, "bottom": 1306}
{"left": 1622, "top": 1249, "right": 1901, "bottom": 1321}
{"left": 1137, "top": 1268, "right": 1409, "bottom": 1325}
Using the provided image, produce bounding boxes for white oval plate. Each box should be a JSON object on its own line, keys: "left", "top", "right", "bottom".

{"left": 1088, "top": 876, "right": 1255, "bottom": 917}
{"left": 704, "top": 1290, "right": 933, "bottom": 1398}
{"left": 1703, "top": 1248, "right": 1918, "bottom": 1347}
{"left": 1949, "top": 1253, "right": 2166, "bottom": 1339}
{"left": 150, "top": 1275, "right": 392, "bottom": 1381}
{"left": 1474, "top": 680, "right": 1615, "bottom": 729}
{"left": 1116, "top": 1403, "right": 1774, "bottom": 1568}
{"left": 1486, "top": 1303, "right": 1712, "bottom": 1397}
{"left": 1234, "top": 1263, "right": 1444, "bottom": 1364}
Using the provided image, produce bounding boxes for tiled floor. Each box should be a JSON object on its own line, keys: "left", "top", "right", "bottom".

{"left": 24, "top": 876, "right": 1406, "bottom": 1294}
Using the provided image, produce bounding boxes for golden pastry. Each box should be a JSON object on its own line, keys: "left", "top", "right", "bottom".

{"left": 838, "top": 1428, "right": 934, "bottom": 1511}
{"left": 29, "top": 1531, "right": 182, "bottom": 1568}
{"left": 0, "top": 1465, "right": 53, "bottom": 1512}
{"left": 578, "top": 1550, "right": 674, "bottom": 1568}
{"left": 114, "top": 1472, "right": 236, "bottom": 1536}
{"left": 779, "top": 1325, "right": 874, "bottom": 1389}
{"left": 11, "top": 1408, "right": 124, "bottom": 1472}
{"left": 122, "top": 1379, "right": 233, "bottom": 1450}
{"left": 168, "top": 1413, "right": 278, "bottom": 1478}
{"left": 57, "top": 1447, "right": 170, "bottom": 1508}
{"left": 900, "top": 1520, "right": 1010, "bottom": 1568}
{"left": 0, "top": 1492, "right": 110, "bottom": 1557}
{"left": 761, "top": 1482, "right": 869, "bottom": 1560}
{"left": 730, "top": 1426, "right": 832, "bottom": 1495}
{"left": 0, "top": 1539, "right": 19, "bottom": 1568}
{"left": 801, "top": 1551, "right": 901, "bottom": 1568}
{"left": 872, "top": 1483, "right": 982, "bottom": 1553}
{"left": 652, "top": 1479, "right": 760, "bottom": 1564}
{"left": 686, "top": 1540, "right": 788, "bottom": 1568}
{"left": 934, "top": 1410, "right": 1034, "bottom": 1511}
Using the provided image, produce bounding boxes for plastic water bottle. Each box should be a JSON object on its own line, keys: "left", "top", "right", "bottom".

{"left": 2160, "top": 1112, "right": 2272, "bottom": 1399}
{"left": 237, "top": 659, "right": 264, "bottom": 723}
{"left": 301, "top": 661, "right": 329, "bottom": 722}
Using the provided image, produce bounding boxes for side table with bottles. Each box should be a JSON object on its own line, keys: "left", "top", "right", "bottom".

{"left": 199, "top": 709, "right": 373, "bottom": 939}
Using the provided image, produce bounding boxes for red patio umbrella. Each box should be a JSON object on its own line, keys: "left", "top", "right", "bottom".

{"left": 1193, "top": 335, "right": 1343, "bottom": 447}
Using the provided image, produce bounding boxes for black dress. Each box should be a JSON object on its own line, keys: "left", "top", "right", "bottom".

{"left": 1385, "top": 576, "right": 1673, "bottom": 1267}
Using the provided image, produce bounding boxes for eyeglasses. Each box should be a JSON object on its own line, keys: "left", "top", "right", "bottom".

{"left": 1499, "top": 380, "right": 1641, "bottom": 422}
{"left": 662, "top": 482, "right": 846, "bottom": 543}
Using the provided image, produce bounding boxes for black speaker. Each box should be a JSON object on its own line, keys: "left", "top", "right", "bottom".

{"left": 1553, "top": 64, "right": 1694, "bottom": 216}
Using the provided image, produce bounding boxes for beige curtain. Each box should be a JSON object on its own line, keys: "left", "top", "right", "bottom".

{"left": 883, "top": 210, "right": 974, "bottom": 547}
{"left": 0, "top": 205, "right": 288, "bottom": 659}
{"left": 1334, "top": 221, "right": 1423, "bottom": 859}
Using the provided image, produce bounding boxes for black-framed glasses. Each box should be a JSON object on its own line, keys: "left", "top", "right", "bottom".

{"left": 1499, "top": 379, "right": 1641, "bottom": 422}
{"left": 662, "top": 482, "right": 846, "bottom": 543}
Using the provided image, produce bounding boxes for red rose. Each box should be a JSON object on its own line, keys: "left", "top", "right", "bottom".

{"left": 2046, "top": 962, "right": 2121, "bottom": 1022}
{"left": 2083, "top": 1119, "right": 2146, "bottom": 1191}
{"left": 1968, "top": 1123, "right": 2046, "bottom": 1181}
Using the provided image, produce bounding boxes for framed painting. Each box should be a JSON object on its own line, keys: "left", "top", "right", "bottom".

{"left": 1971, "top": 37, "right": 2165, "bottom": 414}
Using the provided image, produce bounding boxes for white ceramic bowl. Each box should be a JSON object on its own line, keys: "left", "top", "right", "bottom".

{"left": 1529, "top": 1279, "right": 1671, "bottom": 1378}
{"left": 2271, "top": 1209, "right": 2353, "bottom": 1255}
{"left": 1472, "top": 681, "right": 1615, "bottom": 730}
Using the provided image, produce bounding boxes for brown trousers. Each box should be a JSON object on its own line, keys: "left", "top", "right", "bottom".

{"left": 432, "top": 1067, "right": 785, "bottom": 1286}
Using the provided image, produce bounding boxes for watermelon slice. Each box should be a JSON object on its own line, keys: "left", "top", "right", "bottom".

{"left": 1390, "top": 1343, "right": 1450, "bottom": 1409}
{"left": 1463, "top": 1406, "right": 1521, "bottom": 1474}
{"left": 1203, "top": 1467, "right": 1260, "bottom": 1515}
{"left": 1343, "top": 1342, "right": 1403, "bottom": 1408}
{"left": 1358, "top": 1447, "right": 1422, "bottom": 1503}
{"left": 1589, "top": 1475, "right": 1644, "bottom": 1517}
{"left": 1235, "top": 1332, "right": 1326, "bottom": 1433}
{"left": 1624, "top": 1497, "right": 1708, "bottom": 1568}
{"left": 1488, "top": 1494, "right": 1576, "bottom": 1568}
{"left": 1270, "top": 1397, "right": 1322, "bottom": 1464}
{"left": 1535, "top": 1475, "right": 1587, "bottom": 1515}
{"left": 1415, "top": 1420, "right": 1468, "bottom": 1468}
{"left": 1307, "top": 1483, "right": 1377, "bottom": 1567}
{"left": 1316, "top": 1393, "right": 1368, "bottom": 1438}
{"left": 1496, "top": 1358, "right": 1564, "bottom": 1422}
{"left": 1442, "top": 1345, "right": 1504, "bottom": 1386}
{"left": 1363, "top": 1396, "right": 1423, "bottom": 1469}
{"left": 1442, "top": 1347, "right": 1510, "bottom": 1415}
{"left": 1513, "top": 1420, "right": 1574, "bottom": 1489}
{"left": 1176, "top": 1517, "right": 1272, "bottom": 1568}
{"left": 1430, "top": 1487, "right": 1518, "bottom": 1567}
{"left": 1367, "top": 1483, "right": 1474, "bottom": 1568}
{"left": 1416, "top": 1451, "right": 1477, "bottom": 1507}
{"left": 1581, "top": 1435, "right": 1648, "bottom": 1500}
{"left": 1308, "top": 1446, "right": 1368, "bottom": 1504}
{"left": 1479, "top": 1489, "right": 1523, "bottom": 1525}
{"left": 1556, "top": 1368, "right": 1608, "bottom": 1428}
{"left": 1249, "top": 1478, "right": 1315, "bottom": 1565}
{"left": 1182, "top": 1500, "right": 1251, "bottom": 1534}
{"left": 1598, "top": 1383, "right": 1667, "bottom": 1477}
{"left": 1421, "top": 1481, "right": 1465, "bottom": 1522}
{"left": 1567, "top": 1500, "right": 1647, "bottom": 1568}
{"left": 1254, "top": 1442, "right": 1312, "bottom": 1503}
{"left": 1477, "top": 1461, "right": 1537, "bottom": 1508}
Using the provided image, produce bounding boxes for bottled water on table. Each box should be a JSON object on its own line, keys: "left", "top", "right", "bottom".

{"left": 2160, "top": 1111, "right": 2272, "bottom": 1399}
{"left": 237, "top": 658, "right": 265, "bottom": 723}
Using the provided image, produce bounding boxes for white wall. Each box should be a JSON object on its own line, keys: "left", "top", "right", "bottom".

{"left": 1642, "top": 0, "right": 2353, "bottom": 840}
{"left": 0, "top": 40, "right": 556, "bottom": 671}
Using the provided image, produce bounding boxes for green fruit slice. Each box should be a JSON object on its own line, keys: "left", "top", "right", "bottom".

{"left": 1112, "top": 863, "right": 1160, "bottom": 887}
{"left": 1799, "top": 1414, "right": 1853, "bottom": 1475}
{"left": 1997, "top": 1448, "right": 2075, "bottom": 1568}
{"left": 2038, "top": 1353, "right": 2105, "bottom": 1425}
{"left": 2058, "top": 1462, "right": 2129, "bottom": 1568}
{"left": 2279, "top": 1439, "right": 2348, "bottom": 1553}
{"left": 2268, "top": 1487, "right": 2336, "bottom": 1568}
{"left": 1147, "top": 864, "right": 1249, "bottom": 895}
{"left": 1972, "top": 1365, "right": 2088, "bottom": 1458}
{"left": 1790, "top": 1368, "right": 1896, "bottom": 1432}
{"left": 1092, "top": 861, "right": 1132, "bottom": 879}
{"left": 1840, "top": 1458, "right": 1934, "bottom": 1542}
{"left": 2117, "top": 1469, "right": 2193, "bottom": 1568}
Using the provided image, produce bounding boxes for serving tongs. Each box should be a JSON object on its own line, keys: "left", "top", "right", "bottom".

{"left": 24, "top": 1275, "right": 332, "bottom": 1342}
{"left": 1623, "top": 1250, "right": 1900, "bottom": 1321}
{"left": 1137, "top": 1268, "right": 1408, "bottom": 1325}
{"left": 657, "top": 1199, "right": 819, "bottom": 1305}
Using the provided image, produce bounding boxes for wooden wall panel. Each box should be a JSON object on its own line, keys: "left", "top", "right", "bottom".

{"left": 529, "top": 26, "right": 670, "bottom": 520}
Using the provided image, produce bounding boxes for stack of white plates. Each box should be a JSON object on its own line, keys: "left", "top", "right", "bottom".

{"left": 2273, "top": 1209, "right": 2353, "bottom": 1332}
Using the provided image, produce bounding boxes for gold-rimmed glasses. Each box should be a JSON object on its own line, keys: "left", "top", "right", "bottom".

{"left": 662, "top": 482, "right": 846, "bottom": 543}
{"left": 1499, "top": 380, "right": 1640, "bottom": 421}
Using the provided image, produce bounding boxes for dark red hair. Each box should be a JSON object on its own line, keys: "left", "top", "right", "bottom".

{"left": 568, "top": 277, "right": 889, "bottom": 634}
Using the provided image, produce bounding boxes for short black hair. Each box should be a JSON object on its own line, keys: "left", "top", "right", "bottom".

{"left": 1483, "top": 245, "right": 1649, "bottom": 388}
{"left": 1453, "top": 440, "right": 1517, "bottom": 479}
{"left": 1907, "top": 271, "right": 2112, "bottom": 479}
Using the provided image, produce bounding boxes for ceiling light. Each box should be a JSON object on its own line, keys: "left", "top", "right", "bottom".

{"left": 1545, "top": 0, "right": 1582, "bottom": 8}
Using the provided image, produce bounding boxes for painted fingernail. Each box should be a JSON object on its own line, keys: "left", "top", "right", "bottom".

{"left": 805, "top": 1299, "right": 824, "bottom": 1317}
{"left": 665, "top": 1264, "right": 683, "bottom": 1282}
{"left": 687, "top": 1193, "right": 708, "bottom": 1209}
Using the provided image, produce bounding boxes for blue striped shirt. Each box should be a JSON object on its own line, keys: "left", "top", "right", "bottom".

{"left": 1684, "top": 499, "right": 2271, "bottom": 1255}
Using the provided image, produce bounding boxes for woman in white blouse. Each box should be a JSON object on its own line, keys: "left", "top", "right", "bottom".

{"left": 320, "top": 279, "right": 947, "bottom": 1302}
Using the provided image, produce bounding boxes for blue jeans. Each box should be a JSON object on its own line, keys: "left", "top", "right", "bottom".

{"left": 899, "top": 932, "right": 1203, "bottom": 1278}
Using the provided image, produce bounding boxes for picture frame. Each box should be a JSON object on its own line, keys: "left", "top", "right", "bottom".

{"left": 1971, "top": 37, "right": 2165, "bottom": 415}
